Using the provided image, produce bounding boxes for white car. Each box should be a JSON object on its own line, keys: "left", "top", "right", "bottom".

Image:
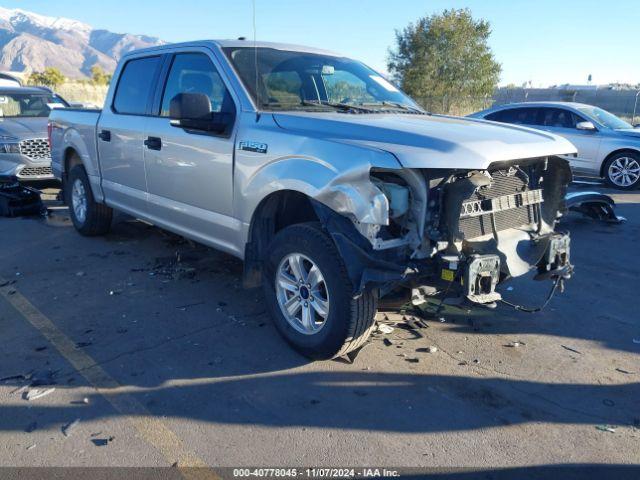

{"left": 470, "top": 102, "right": 640, "bottom": 189}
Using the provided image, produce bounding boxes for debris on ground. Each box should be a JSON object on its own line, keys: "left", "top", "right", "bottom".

{"left": 377, "top": 324, "right": 394, "bottom": 334}
{"left": 151, "top": 252, "right": 198, "bottom": 280}
{"left": 504, "top": 341, "right": 526, "bottom": 348}
{"left": 615, "top": 368, "right": 635, "bottom": 375}
{"left": 383, "top": 338, "right": 394, "bottom": 347}
{"left": 62, "top": 419, "right": 80, "bottom": 437}
{"left": 595, "top": 425, "right": 617, "bottom": 433}
{"left": 416, "top": 346, "right": 438, "bottom": 354}
{"left": 91, "top": 436, "right": 114, "bottom": 447}
{"left": 24, "top": 387, "right": 55, "bottom": 401}
{"left": 561, "top": 345, "right": 582, "bottom": 355}
{"left": 26, "top": 444, "right": 36, "bottom": 451}
{"left": 405, "top": 358, "right": 420, "bottom": 363}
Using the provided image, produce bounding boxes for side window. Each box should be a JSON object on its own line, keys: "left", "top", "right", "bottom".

{"left": 486, "top": 110, "right": 514, "bottom": 122}
{"left": 540, "top": 108, "right": 577, "bottom": 129}
{"left": 160, "top": 53, "right": 232, "bottom": 117}
{"left": 486, "top": 108, "right": 537, "bottom": 125}
{"left": 113, "top": 56, "right": 161, "bottom": 115}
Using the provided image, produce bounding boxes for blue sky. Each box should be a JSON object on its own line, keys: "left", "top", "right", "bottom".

{"left": 1, "top": 0, "right": 638, "bottom": 86}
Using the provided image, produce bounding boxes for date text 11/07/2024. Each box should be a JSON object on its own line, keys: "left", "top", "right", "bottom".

{"left": 232, "top": 468, "right": 401, "bottom": 478}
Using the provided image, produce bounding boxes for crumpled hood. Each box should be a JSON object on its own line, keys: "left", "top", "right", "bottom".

{"left": 0, "top": 117, "right": 48, "bottom": 139}
{"left": 273, "top": 112, "right": 577, "bottom": 169}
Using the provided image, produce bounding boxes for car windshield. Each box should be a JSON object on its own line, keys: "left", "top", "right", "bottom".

{"left": 0, "top": 92, "right": 67, "bottom": 118}
{"left": 576, "top": 105, "right": 632, "bottom": 130}
{"left": 223, "top": 47, "right": 423, "bottom": 113}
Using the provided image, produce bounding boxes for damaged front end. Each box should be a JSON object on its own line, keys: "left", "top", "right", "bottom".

{"left": 314, "top": 156, "right": 574, "bottom": 309}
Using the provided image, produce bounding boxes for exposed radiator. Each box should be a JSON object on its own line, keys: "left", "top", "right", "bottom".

{"left": 458, "top": 169, "right": 541, "bottom": 240}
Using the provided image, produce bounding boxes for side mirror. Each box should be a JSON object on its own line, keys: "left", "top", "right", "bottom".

{"left": 169, "top": 93, "right": 230, "bottom": 134}
{"left": 576, "top": 121, "right": 596, "bottom": 131}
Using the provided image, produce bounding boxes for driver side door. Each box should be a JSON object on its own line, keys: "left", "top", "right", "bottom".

{"left": 143, "top": 50, "right": 240, "bottom": 254}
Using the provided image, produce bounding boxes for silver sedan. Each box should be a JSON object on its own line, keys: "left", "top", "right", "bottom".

{"left": 469, "top": 102, "right": 640, "bottom": 189}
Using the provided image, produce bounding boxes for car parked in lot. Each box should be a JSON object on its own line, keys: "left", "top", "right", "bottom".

{"left": 469, "top": 102, "right": 640, "bottom": 189}
{"left": 50, "top": 40, "right": 576, "bottom": 360}
{"left": 0, "top": 86, "right": 68, "bottom": 182}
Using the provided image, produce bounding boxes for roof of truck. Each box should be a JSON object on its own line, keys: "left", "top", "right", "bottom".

{"left": 126, "top": 40, "right": 343, "bottom": 58}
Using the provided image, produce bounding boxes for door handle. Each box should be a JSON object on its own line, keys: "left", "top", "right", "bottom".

{"left": 98, "top": 130, "right": 111, "bottom": 142}
{"left": 144, "top": 136, "right": 162, "bottom": 151}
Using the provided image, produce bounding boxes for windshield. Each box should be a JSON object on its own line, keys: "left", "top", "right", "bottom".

{"left": 223, "top": 47, "right": 422, "bottom": 113}
{"left": 576, "top": 106, "right": 632, "bottom": 130}
{"left": 0, "top": 92, "right": 68, "bottom": 118}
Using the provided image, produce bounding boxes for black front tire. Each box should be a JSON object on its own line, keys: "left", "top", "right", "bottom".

{"left": 67, "top": 165, "right": 113, "bottom": 236}
{"left": 262, "top": 223, "right": 378, "bottom": 360}
{"left": 603, "top": 152, "right": 640, "bottom": 190}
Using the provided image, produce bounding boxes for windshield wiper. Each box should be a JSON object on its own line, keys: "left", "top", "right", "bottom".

{"left": 301, "top": 100, "right": 377, "bottom": 113}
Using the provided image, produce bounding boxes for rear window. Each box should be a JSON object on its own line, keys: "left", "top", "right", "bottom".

{"left": 113, "top": 56, "right": 161, "bottom": 115}
{"left": 486, "top": 108, "right": 539, "bottom": 125}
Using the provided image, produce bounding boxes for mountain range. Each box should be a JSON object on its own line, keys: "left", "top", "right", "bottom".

{"left": 0, "top": 7, "right": 164, "bottom": 78}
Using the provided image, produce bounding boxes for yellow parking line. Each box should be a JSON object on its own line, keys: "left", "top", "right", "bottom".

{"left": 0, "top": 277, "right": 220, "bottom": 480}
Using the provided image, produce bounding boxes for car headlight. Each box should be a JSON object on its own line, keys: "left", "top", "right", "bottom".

{"left": 0, "top": 136, "right": 20, "bottom": 154}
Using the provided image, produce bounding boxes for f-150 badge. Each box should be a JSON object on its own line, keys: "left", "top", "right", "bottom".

{"left": 238, "top": 141, "right": 268, "bottom": 154}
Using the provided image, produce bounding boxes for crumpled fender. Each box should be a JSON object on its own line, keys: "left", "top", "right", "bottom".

{"left": 238, "top": 144, "right": 401, "bottom": 227}
{"left": 311, "top": 200, "right": 409, "bottom": 295}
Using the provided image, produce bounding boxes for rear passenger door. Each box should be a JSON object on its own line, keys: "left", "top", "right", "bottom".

{"left": 97, "top": 54, "right": 163, "bottom": 216}
{"left": 143, "top": 49, "right": 239, "bottom": 252}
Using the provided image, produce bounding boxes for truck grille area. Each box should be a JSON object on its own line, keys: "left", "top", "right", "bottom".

{"left": 457, "top": 169, "right": 541, "bottom": 240}
{"left": 19, "top": 138, "right": 51, "bottom": 161}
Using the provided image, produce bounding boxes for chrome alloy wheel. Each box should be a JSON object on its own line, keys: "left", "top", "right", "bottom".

{"left": 275, "top": 253, "right": 330, "bottom": 335}
{"left": 71, "top": 178, "right": 88, "bottom": 223}
{"left": 608, "top": 157, "right": 640, "bottom": 187}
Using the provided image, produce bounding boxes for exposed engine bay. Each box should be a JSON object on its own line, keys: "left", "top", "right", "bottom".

{"left": 314, "top": 156, "right": 574, "bottom": 309}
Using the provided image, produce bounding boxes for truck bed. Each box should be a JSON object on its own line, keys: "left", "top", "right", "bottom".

{"left": 49, "top": 108, "right": 102, "bottom": 183}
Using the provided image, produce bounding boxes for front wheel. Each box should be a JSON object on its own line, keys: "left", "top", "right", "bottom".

{"left": 603, "top": 153, "right": 640, "bottom": 190}
{"left": 262, "top": 223, "right": 378, "bottom": 360}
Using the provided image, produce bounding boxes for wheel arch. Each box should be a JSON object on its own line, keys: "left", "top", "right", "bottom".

{"left": 243, "top": 190, "right": 320, "bottom": 288}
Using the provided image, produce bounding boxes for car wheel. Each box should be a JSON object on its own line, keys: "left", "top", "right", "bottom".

{"left": 67, "top": 164, "right": 113, "bottom": 236}
{"left": 603, "top": 152, "right": 640, "bottom": 190}
{"left": 263, "top": 223, "right": 378, "bottom": 360}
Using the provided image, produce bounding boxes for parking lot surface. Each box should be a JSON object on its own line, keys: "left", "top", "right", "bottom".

{"left": 0, "top": 184, "right": 638, "bottom": 474}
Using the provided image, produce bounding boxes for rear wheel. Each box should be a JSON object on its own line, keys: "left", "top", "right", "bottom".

{"left": 603, "top": 152, "right": 640, "bottom": 190}
{"left": 262, "top": 223, "right": 378, "bottom": 360}
{"left": 67, "top": 165, "right": 113, "bottom": 236}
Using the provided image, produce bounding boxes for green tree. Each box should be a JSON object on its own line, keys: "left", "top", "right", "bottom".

{"left": 388, "top": 9, "right": 501, "bottom": 113}
{"left": 90, "top": 66, "right": 113, "bottom": 86}
{"left": 28, "top": 67, "right": 66, "bottom": 88}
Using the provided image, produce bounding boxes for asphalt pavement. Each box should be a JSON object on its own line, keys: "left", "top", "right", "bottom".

{"left": 0, "top": 184, "right": 638, "bottom": 477}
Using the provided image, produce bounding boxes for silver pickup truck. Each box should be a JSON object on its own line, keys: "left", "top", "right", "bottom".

{"left": 50, "top": 40, "right": 577, "bottom": 360}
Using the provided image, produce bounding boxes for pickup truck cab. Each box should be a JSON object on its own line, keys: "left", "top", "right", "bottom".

{"left": 50, "top": 40, "right": 577, "bottom": 360}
